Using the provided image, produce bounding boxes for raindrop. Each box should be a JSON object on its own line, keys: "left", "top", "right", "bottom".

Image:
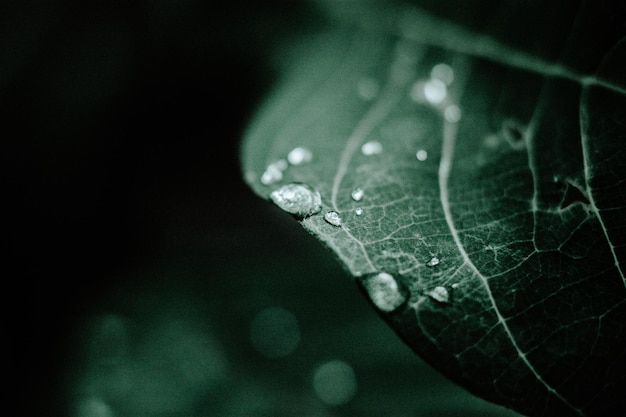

{"left": 361, "top": 140, "right": 383, "bottom": 156}
{"left": 250, "top": 306, "right": 301, "bottom": 358}
{"left": 269, "top": 183, "right": 322, "bottom": 218}
{"left": 427, "top": 286, "right": 450, "bottom": 303}
{"left": 361, "top": 272, "right": 407, "bottom": 313}
{"left": 431, "top": 63, "right": 454, "bottom": 85}
{"left": 312, "top": 360, "right": 357, "bottom": 406}
{"left": 416, "top": 149, "right": 428, "bottom": 161}
{"left": 287, "top": 147, "right": 313, "bottom": 166}
{"left": 444, "top": 105, "right": 461, "bottom": 123}
{"left": 355, "top": 207, "right": 363, "bottom": 216}
{"left": 426, "top": 257, "right": 440, "bottom": 267}
{"left": 423, "top": 78, "right": 447, "bottom": 104}
{"left": 357, "top": 77, "right": 380, "bottom": 101}
{"left": 324, "top": 210, "right": 342, "bottom": 227}
{"left": 351, "top": 187, "right": 364, "bottom": 201}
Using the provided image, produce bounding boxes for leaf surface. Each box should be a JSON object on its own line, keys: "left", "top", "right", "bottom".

{"left": 241, "top": 2, "right": 626, "bottom": 416}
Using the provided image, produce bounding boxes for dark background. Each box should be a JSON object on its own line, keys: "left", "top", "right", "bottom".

{"left": 5, "top": 2, "right": 520, "bottom": 416}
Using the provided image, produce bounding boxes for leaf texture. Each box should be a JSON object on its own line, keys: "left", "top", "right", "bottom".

{"left": 241, "top": 2, "right": 626, "bottom": 416}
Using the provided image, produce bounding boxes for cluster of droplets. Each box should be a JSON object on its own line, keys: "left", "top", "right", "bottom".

{"left": 260, "top": 146, "right": 313, "bottom": 185}
{"left": 409, "top": 62, "right": 461, "bottom": 124}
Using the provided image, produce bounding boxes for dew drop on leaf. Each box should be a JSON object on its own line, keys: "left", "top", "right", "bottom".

{"left": 269, "top": 183, "right": 322, "bottom": 218}
{"left": 426, "top": 257, "right": 440, "bottom": 267}
{"left": 355, "top": 207, "right": 363, "bottom": 216}
{"left": 361, "top": 272, "right": 407, "bottom": 313}
{"left": 361, "top": 140, "right": 383, "bottom": 155}
{"left": 351, "top": 187, "right": 364, "bottom": 201}
{"left": 324, "top": 210, "right": 342, "bottom": 226}
{"left": 427, "top": 286, "right": 450, "bottom": 304}
{"left": 416, "top": 149, "right": 428, "bottom": 161}
{"left": 287, "top": 146, "right": 313, "bottom": 166}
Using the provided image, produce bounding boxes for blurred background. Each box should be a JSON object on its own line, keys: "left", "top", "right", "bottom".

{"left": 5, "top": 2, "right": 522, "bottom": 416}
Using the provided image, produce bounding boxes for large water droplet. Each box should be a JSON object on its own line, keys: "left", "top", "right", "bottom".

{"left": 351, "top": 187, "right": 364, "bottom": 201}
{"left": 287, "top": 147, "right": 313, "bottom": 166}
{"left": 324, "top": 210, "right": 342, "bottom": 226}
{"left": 426, "top": 257, "right": 440, "bottom": 267}
{"left": 416, "top": 149, "right": 428, "bottom": 161}
{"left": 361, "top": 272, "right": 407, "bottom": 313}
{"left": 312, "top": 360, "right": 357, "bottom": 406}
{"left": 269, "top": 183, "right": 322, "bottom": 218}
{"left": 427, "top": 286, "right": 450, "bottom": 303}
{"left": 361, "top": 140, "right": 383, "bottom": 156}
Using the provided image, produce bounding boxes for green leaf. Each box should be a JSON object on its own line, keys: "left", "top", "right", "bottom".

{"left": 241, "top": 1, "right": 626, "bottom": 416}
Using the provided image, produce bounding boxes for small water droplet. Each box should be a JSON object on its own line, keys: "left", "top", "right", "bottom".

{"left": 426, "top": 257, "right": 440, "bottom": 267}
{"left": 351, "top": 187, "right": 364, "bottom": 201}
{"left": 269, "top": 183, "right": 322, "bottom": 218}
{"left": 423, "top": 78, "right": 447, "bottom": 104}
{"left": 312, "top": 360, "right": 357, "bottom": 406}
{"left": 416, "top": 149, "right": 428, "bottom": 161}
{"left": 361, "top": 272, "right": 407, "bottom": 313}
{"left": 324, "top": 210, "right": 342, "bottom": 226}
{"left": 444, "top": 105, "right": 461, "bottom": 123}
{"left": 361, "top": 140, "right": 383, "bottom": 156}
{"left": 428, "top": 286, "right": 450, "bottom": 303}
{"left": 260, "top": 161, "right": 286, "bottom": 185}
{"left": 355, "top": 207, "right": 363, "bottom": 216}
{"left": 287, "top": 147, "right": 313, "bottom": 166}
{"left": 431, "top": 63, "right": 454, "bottom": 85}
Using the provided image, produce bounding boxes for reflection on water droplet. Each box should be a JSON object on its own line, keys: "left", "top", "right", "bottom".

{"left": 269, "top": 183, "right": 322, "bottom": 218}
{"left": 423, "top": 78, "right": 447, "bottom": 104}
{"left": 444, "top": 105, "right": 461, "bottom": 123}
{"left": 351, "top": 187, "right": 364, "bottom": 201}
{"left": 361, "top": 272, "right": 407, "bottom": 313}
{"left": 312, "top": 360, "right": 357, "bottom": 406}
{"left": 426, "top": 257, "right": 440, "bottom": 267}
{"left": 355, "top": 207, "right": 363, "bottom": 216}
{"left": 250, "top": 306, "right": 300, "bottom": 358}
{"left": 416, "top": 149, "right": 428, "bottom": 161}
{"left": 431, "top": 63, "right": 454, "bottom": 85}
{"left": 428, "top": 286, "right": 450, "bottom": 303}
{"left": 357, "top": 77, "right": 380, "bottom": 101}
{"left": 287, "top": 147, "right": 313, "bottom": 166}
{"left": 361, "top": 140, "right": 383, "bottom": 156}
{"left": 324, "top": 210, "right": 342, "bottom": 226}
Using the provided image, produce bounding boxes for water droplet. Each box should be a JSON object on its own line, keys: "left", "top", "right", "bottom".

{"left": 444, "top": 105, "right": 461, "bottom": 123}
{"left": 312, "top": 360, "right": 357, "bottom": 406}
{"left": 361, "top": 140, "right": 383, "bottom": 156}
{"left": 260, "top": 161, "right": 286, "bottom": 185}
{"left": 361, "top": 272, "right": 407, "bottom": 313}
{"left": 324, "top": 210, "right": 342, "bottom": 226}
{"left": 427, "top": 286, "right": 450, "bottom": 303}
{"left": 351, "top": 187, "right": 364, "bottom": 201}
{"left": 250, "top": 306, "right": 300, "bottom": 358}
{"left": 287, "top": 146, "right": 313, "bottom": 166}
{"left": 423, "top": 78, "right": 447, "bottom": 104}
{"left": 426, "top": 257, "right": 440, "bottom": 267}
{"left": 269, "top": 183, "right": 322, "bottom": 218}
{"left": 357, "top": 77, "right": 380, "bottom": 101}
{"left": 416, "top": 149, "right": 428, "bottom": 161}
{"left": 355, "top": 207, "right": 363, "bottom": 216}
{"left": 431, "top": 63, "right": 454, "bottom": 85}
